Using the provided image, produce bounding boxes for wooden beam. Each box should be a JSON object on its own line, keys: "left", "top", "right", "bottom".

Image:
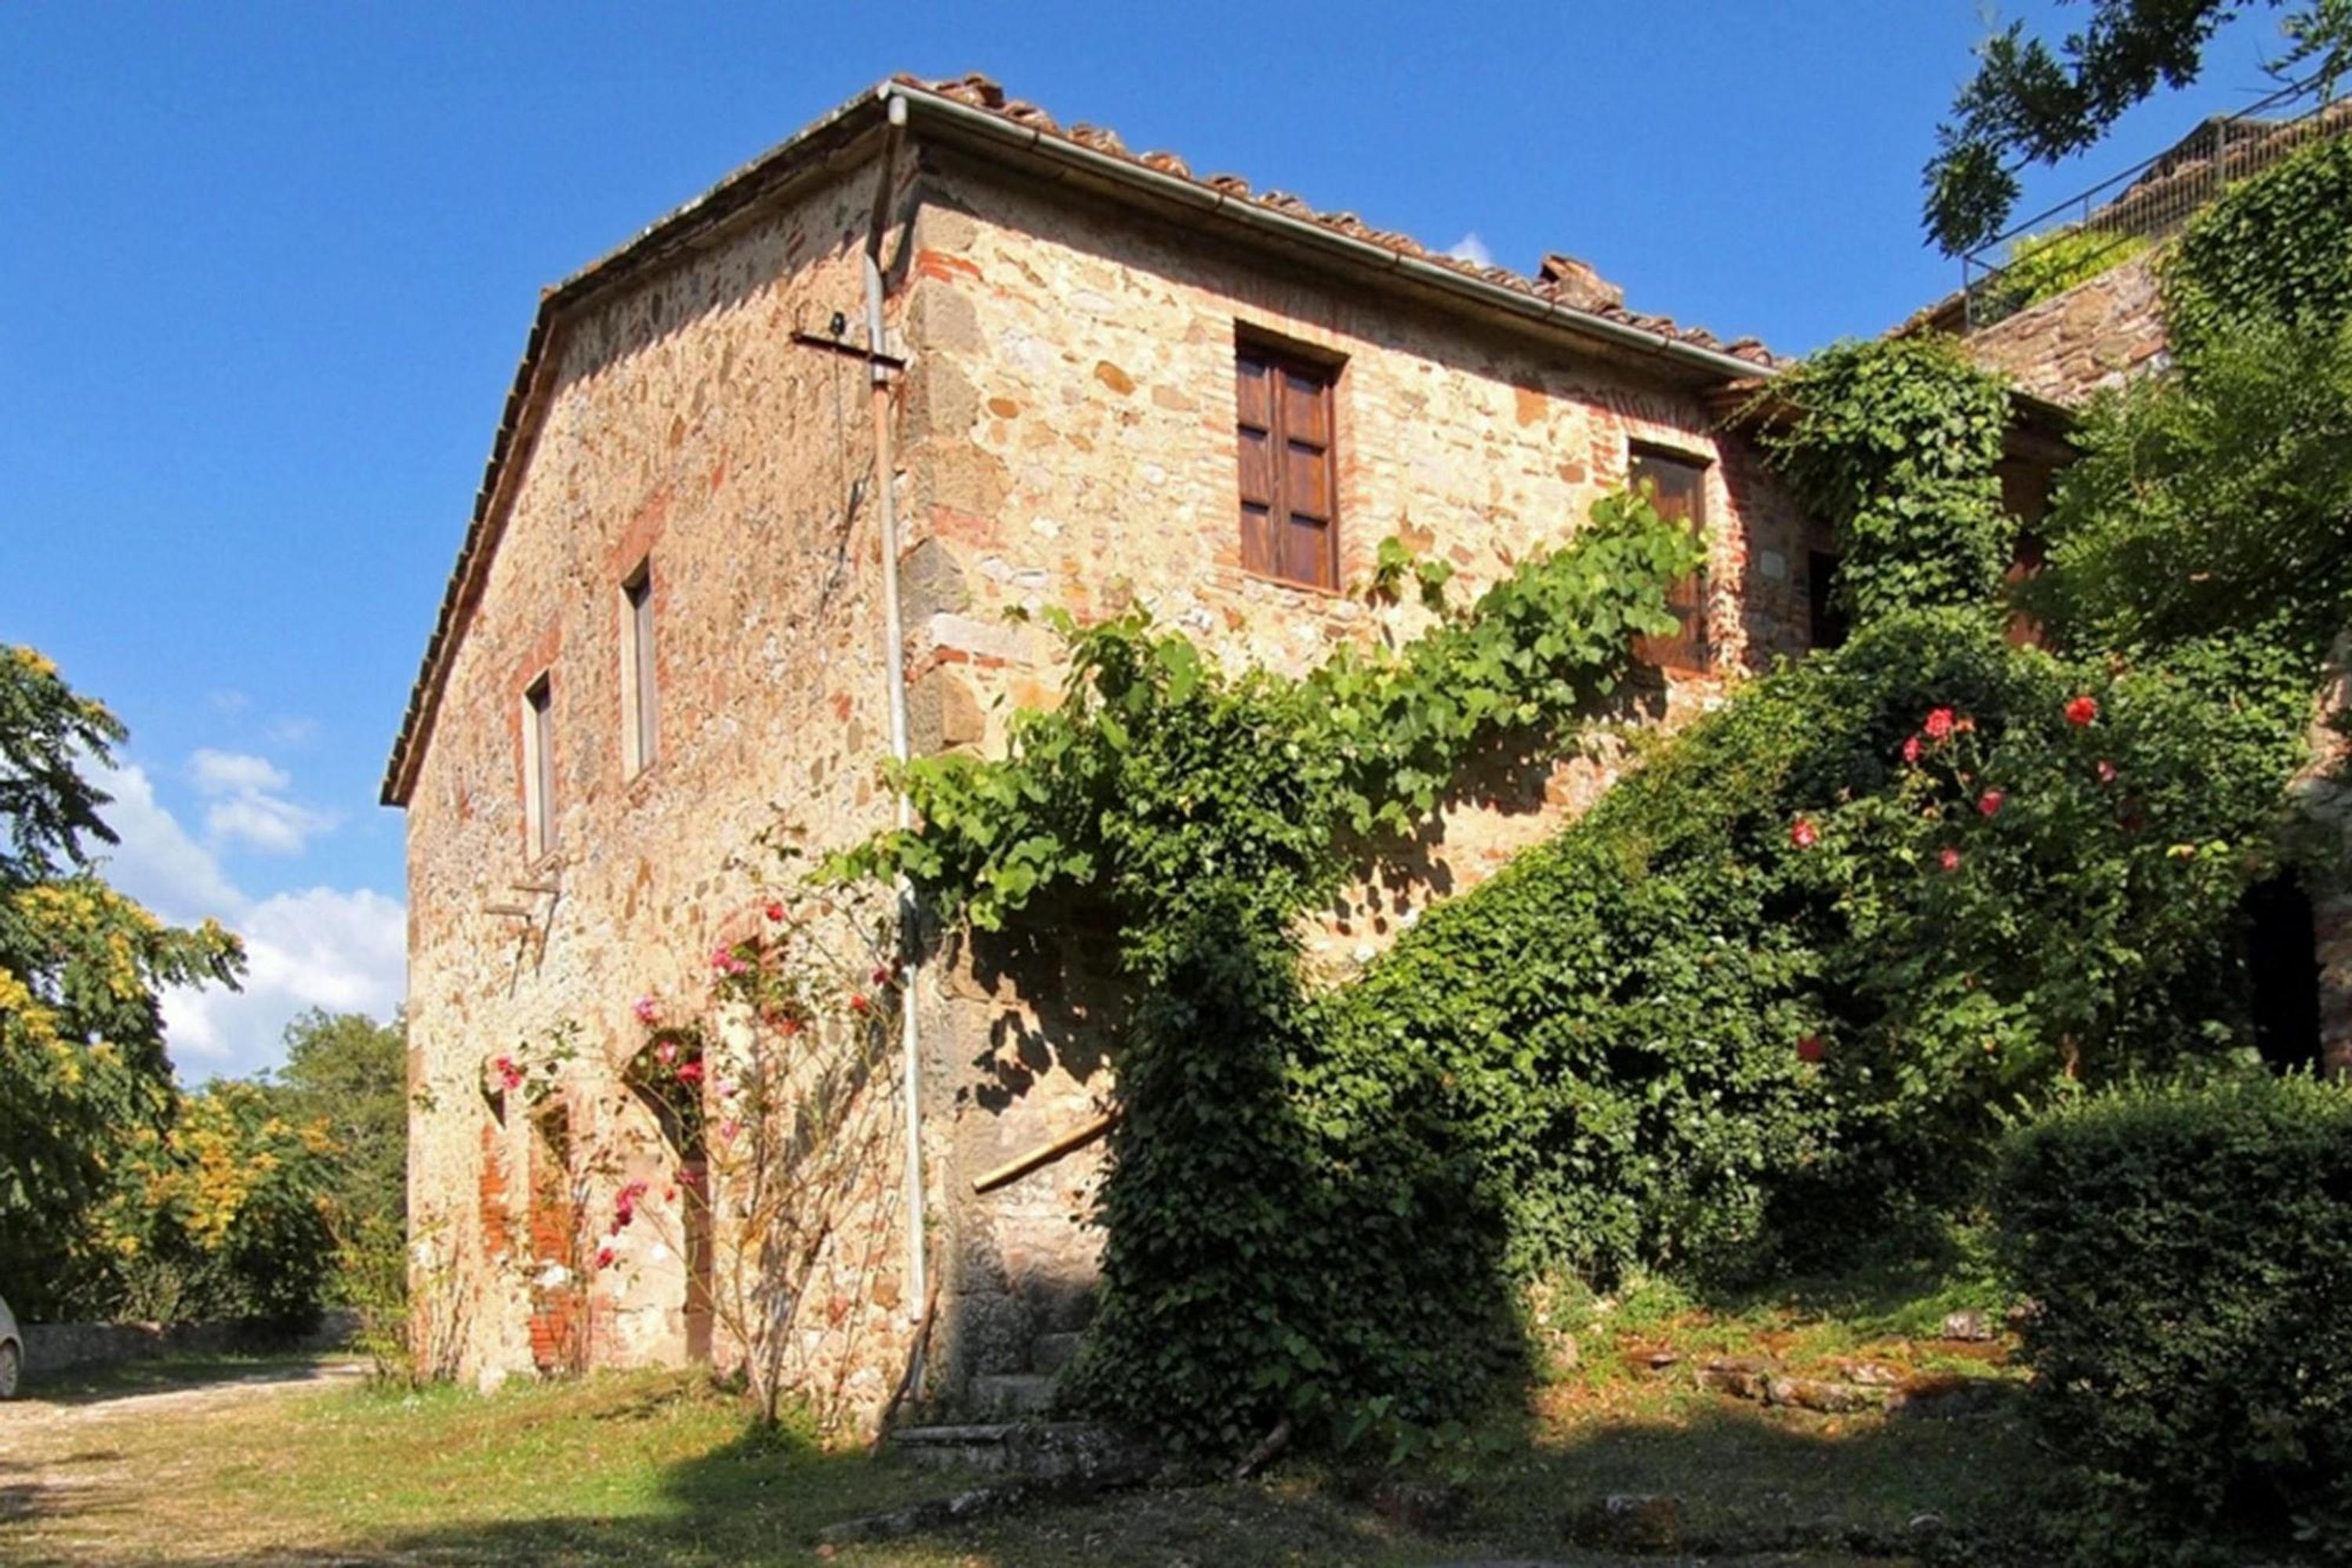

{"left": 970, "top": 1109, "right": 1121, "bottom": 1195}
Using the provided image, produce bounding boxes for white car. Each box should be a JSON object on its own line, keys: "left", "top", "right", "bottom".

{"left": 0, "top": 1295, "right": 20, "bottom": 1398}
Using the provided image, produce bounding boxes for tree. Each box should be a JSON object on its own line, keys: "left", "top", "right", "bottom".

{"left": 271, "top": 1008, "right": 407, "bottom": 1238}
{"left": 1924, "top": 0, "right": 2352, "bottom": 254}
{"left": 0, "top": 644, "right": 244, "bottom": 1315}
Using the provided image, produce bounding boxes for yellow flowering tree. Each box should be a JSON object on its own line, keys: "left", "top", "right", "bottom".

{"left": 0, "top": 644, "right": 244, "bottom": 1316}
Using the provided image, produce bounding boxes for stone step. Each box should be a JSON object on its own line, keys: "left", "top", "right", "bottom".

{"left": 1030, "top": 1331, "right": 1087, "bottom": 1374}
{"left": 971, "top": 1372, "right": 1057, "bottom": 1417}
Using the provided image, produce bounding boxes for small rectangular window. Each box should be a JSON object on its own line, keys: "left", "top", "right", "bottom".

{"left": 1629, "top": 445, "right": 1711, "bottom": 671}
{"left": 523, "top": 675, "right": 557, "bottom": 860}
{"left": 1235, "top": 339, "right": 1340, "bottom": 590}
{"left": 621, "top": 563, "right": 657, "bottom": 776}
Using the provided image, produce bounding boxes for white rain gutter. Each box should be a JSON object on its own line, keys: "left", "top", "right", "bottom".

{"left": 863, "top": 88, "right": 926, "bottom": 1328}
{"left": 883, "top": 83, "right": 1777, "bottom": 387}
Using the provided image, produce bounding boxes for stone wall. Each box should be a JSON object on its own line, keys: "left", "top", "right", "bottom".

{"left": 20, "top": 1312, "right": 358, "bottom": 1377}
{"left": 402, "top": 152, "right": 927, "bottom": 1425}
{"left": 401, "top": 130, "right": 1825, "bottom": 1426}
{"left": 1962, "top": 249, "right": 2171, "bottom": 405}
{"left": 890, "top": 155, "right": 1822, "bottom": 1414}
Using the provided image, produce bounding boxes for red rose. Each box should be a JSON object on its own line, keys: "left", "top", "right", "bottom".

{"left": 1901, "top": 734, "right": 1922, "bottom": 766}
{"left": 1924, "top": 708, "right": 1956, "bottom": 741}
{"left": 871, "top": 965, "right": 892, "bottom": 988}
{"left": 676, "top": 1060, "right": 705, "bottom": 1086}
{"left": 595, "top": 1246, "right": 616, "bottom": 1270}
{"left": 2065, "top": 695, "right": 2099, "bottom": 727}
{"left": 1790, "top": 817, "right": 1819, "bottom": 850}
{"left": 778, "top": 1015, "right": 803, "bottom": 1036}
{"left": 1796, "top": 1034, "right": 1826, "bottom": 1063}
{"left": 765, "top": 902, "right": 786, "bottom": 923}
{"left": 1940, "top": 847, "right": 1962, "bottom": 872}
{"left": 1977, "top": 789, "right": 2004, "bottom": 818}
{"left": 495, "top": 1057, "right": 524, "bottom": 1092}
{"left": 849, "top": 993, "right": 870, "bottom": 1013}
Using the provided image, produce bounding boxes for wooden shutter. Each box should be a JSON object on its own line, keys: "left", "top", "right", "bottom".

{"left": 1236, "top": 343, "right": 1338, "bottom": 590}
{"left": 1629, "top": 447, "right": 1710, "bottom": 670}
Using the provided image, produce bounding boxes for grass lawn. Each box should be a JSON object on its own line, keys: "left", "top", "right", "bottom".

{"left": 0, "top": 1276, "right": 2038, "bottom": 1567}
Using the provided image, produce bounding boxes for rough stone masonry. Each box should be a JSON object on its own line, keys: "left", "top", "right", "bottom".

{"left": 383, "top": 73, "right": 1835, "bottom": 1428}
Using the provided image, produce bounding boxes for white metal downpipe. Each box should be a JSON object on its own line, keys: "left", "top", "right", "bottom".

{"left": 864, "top": 87, "right": 926, "bottom": 1331}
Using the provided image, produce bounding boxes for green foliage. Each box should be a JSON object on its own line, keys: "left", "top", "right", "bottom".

{"left": 1312, "top": 611, "right": 2304, "bottom": 1298}
{"left": 0, "top": 645, "right": 245, "bottom": 1317}
{"left": 273, "top": 1009, "right": 407, "bottom": 1245}
{"left": 1993, "top": 1076, "right": 2352, "bottom": 1565}
{"left": 1982, "top": 226, "right": 2151, "bottom": 321}
{"left": 1922, "top": 0, "right": 2352, "bottom": 253}
{"left": 2027, "top": 317, "right": 2352, "bottom": 655}
{"left": 1754, "top": 338, "right": 2016, "bottom": 627}
{"left": 2166, "top": 131, "right": 2352, "bottom": 361}
{"left": 96, "top": 1077, "right": 343, "bottom": 1332}
{"left": 844, "top": 494, "right": 1698, "bottom": 1454}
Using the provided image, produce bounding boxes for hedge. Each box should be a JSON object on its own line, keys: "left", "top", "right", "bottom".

{"left": 1994, "top": 1076, "right": 2352, "bottom": 1565}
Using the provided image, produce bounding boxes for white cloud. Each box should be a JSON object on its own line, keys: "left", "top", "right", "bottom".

{"left": 205, "top": 792, "right": 336, "bottom": 857}
{"left": 92, "top": 763, "right": 244, "bottom": 920}
{"left": 191, "top": 748, "right": 290, "bottom": 796}
{"left": 1446, "top": 230, "right": 1495, "bottom": 268}
{"left": 89, "top": 759, "right": 402, "bottom": 1078}
{"left": 188, "top": 746, "right": 336, "bottom": 856}
{"left": 162, "top": 887, "right": 406, "bottom": 1067}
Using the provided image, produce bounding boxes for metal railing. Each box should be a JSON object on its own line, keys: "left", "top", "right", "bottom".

{"left": 1962, "top": 74, "right": 2349, "bottom": 332}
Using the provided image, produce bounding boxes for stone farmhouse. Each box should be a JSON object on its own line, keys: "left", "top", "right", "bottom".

{"left": 383, "top": 73, "right": 2068, "bottom": 1421}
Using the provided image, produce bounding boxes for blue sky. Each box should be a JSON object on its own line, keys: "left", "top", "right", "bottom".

{"left": 0, "top": 2, "right": 2301, "bottom": 1080}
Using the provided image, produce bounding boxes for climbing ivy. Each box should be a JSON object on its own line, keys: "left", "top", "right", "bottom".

{"left": 2165, "top": 132, "right": 2352, "bottom": 364}
{"left": 1754, "top": 336, "right": 2016, "bottom": 628}
{"left": 840, "top": 492, "right": 1699, "bottom": 1453}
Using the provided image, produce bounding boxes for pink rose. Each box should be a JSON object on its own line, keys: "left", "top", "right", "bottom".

{"left": 1940, "top": 847, "right": 1962, "bottom": 873}
{"left": 1977, "top": 789, "right": 2004, "bottom": 818}
{"left": 633, "top": 996, "right": 659, "bottom": 1025}
{"left": 1789, "top": 817, "right": 1819, "bottom": 850}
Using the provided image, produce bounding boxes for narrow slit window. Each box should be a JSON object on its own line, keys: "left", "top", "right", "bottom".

{"left": 1628, "top": 445, "right": 1711, "bottom": 672}
{"left": 1235, "top": 339, "right": 1340, "bottom": 590}
{"left": 523, "top": 675, "right": 557, "bottom": 860}
{"left": 622, "top": 563, "right": 657, "bottom": 776}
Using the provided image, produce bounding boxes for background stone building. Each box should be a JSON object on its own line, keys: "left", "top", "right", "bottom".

{"left": 384, "top": 72, "right": 1849, "bottom": 1423}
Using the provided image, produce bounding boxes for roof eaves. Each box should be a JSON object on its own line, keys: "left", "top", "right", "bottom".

{"left": 379, "top": 87, "right": 892, "bottom": 807}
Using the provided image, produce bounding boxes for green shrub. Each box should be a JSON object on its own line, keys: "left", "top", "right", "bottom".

{"left": 1753, "top": 337, "right": 2016, "bottom": 629}
{"left": 2167, "top": 132, "right": 2352, "bottom": 363}
{"left": 1982, "top": 226, "right": 2152, "bottom": 321}
{"left": 1994, "top": 1076, "right": 2352, "bottom": 1565}
{"left": 1313, "top": 610, "right": 2306, "bottom": 1292}
{"left": 2027, "top": 316, "right": 2352, "bottom": 656}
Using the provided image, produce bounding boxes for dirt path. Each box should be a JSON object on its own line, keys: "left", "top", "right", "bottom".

{"left": 0, "top": 1361, "right": 363, "bottom": 1563}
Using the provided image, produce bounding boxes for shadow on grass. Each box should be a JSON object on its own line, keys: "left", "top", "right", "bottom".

{"left": 335, "top": 1382, "right": 2036, "bottom": 1567}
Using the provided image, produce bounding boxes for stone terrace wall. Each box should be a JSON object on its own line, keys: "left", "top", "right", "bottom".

{"left": 889, "top": 154, "right": 1824, "bottom": 1413}
{"left": 1964, "top": 249, "right": 2171, "bottom": 405}
{"left": 403, "top": 155, "right": 927, "bottom": 1424}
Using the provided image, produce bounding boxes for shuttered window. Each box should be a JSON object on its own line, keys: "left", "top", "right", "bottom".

{"left": 1628, "top": 446, "right": 1710, "bottom": 672}
{"left": 1236, "top": 341, "right": 1339, "bottom": 590}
